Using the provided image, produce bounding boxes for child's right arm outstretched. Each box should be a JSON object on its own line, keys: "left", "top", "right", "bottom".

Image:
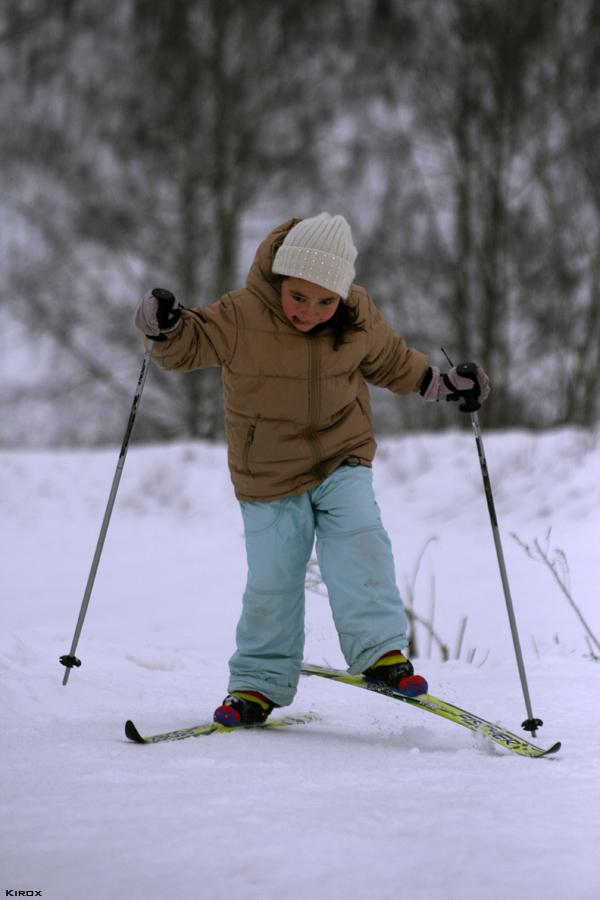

{"left": 133, "top": 290, "right": 239, "bottom": 373}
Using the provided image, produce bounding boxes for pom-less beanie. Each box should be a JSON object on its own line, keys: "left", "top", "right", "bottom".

{"left": 272, "top": 212, "right": 357, "bottom": 299}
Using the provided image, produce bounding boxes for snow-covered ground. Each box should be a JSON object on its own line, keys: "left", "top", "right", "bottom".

{"left": 1, "top": 427, "right": 599, "bottom": 900}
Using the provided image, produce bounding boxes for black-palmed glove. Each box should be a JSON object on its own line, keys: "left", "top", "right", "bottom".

{"left": 133, "top": 289, "right": 182, "bottom": 338}
{"left": 420, "top": 365, "right": 490, "bottom": 403}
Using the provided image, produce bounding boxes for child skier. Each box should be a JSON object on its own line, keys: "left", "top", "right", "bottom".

{"left": 133, "top": 213, "right": 489, "bottom": 726}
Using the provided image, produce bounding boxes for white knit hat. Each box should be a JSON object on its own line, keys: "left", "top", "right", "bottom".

{"left": 272, "top": 213, "right": 357, "bottom": 299}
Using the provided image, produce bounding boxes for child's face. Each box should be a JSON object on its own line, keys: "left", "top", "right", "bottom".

{"left": 280, "top": 277, "right": 341, "bottom": 332}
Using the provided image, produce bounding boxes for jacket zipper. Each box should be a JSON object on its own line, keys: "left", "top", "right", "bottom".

{"left": 307, "top": 336, "right": 323, "bottom": 467}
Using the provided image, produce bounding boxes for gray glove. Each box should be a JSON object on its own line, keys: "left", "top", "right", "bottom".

{"left": 133, "top": 289, "right": 181, "bottom": 338}
{"left": 421, "top": 365, "right": 490, "bottom": 403}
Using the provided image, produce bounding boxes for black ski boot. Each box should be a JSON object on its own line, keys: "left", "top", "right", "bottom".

{"left": 214, "top": 691, "right": 277, "bottom": 727}
{"left": 363, "top": 651, "right": 428, "bottom": 697}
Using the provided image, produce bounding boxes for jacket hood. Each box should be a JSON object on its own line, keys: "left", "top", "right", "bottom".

{"left": 246, "top": 218, "right": 302, "bottom": 322}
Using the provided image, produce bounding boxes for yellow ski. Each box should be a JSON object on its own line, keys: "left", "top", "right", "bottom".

{"left": 301, "top": 664, "right": 560, "bottom": 758}
{"left": 125, "top": 712, "right": 319, "bottom": 744}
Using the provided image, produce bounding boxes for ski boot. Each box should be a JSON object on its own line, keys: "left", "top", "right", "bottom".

{"left": 363, "top": 651, "right": 428, "bottom": 697}
{"left": 213, "top": 690, "right": 277, "bottom": 727}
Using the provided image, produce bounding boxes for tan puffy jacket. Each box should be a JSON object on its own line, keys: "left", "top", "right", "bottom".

{"left": 148, "top": 219, "right": 429, "bottom": 501}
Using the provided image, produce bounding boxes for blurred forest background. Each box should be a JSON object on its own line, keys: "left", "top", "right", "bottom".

{"left": 2, "top": 0, "right": 600, "bottom": 447}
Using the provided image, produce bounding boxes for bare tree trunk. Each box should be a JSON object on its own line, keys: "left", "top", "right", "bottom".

{"left": 452, "top": 45, "right": 475, "bottom": 363}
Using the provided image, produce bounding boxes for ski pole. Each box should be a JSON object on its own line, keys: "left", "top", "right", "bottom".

{"left": 60, "top": 288, "right": 174, "bottom": 685}
{"left": 452, "top": 361, "right": 543, "bottom": 737}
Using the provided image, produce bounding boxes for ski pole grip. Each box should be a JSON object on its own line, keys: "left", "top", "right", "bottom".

{"left": 152, "top": 287, "right": 174, "bottom": 302}
{"left": 455, "top": 361, "right": 481, "bottom": 413}
{"left": 147, "top": 288, "right": 177, "bottom": 342}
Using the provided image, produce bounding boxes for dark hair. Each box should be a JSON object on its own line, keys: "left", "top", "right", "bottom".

{"left": 275, "top": 275, "right": 364, "bottom": 350}
{"left": 326, "top": 299, "right": 365, "bottom": 350}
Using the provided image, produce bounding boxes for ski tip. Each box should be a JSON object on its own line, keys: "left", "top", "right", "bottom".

{"left": 125, "top": 719, "right": 148, "bottom": 744}
{"left": 540, "top": 741, "right": 561, "bottom": 757}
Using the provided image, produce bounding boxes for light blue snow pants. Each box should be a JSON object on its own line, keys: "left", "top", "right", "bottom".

{"left": 228, "top": 464, "right": 408, "bottom": 707}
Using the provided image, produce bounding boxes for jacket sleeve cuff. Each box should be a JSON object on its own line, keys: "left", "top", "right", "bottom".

{"left": 417, "top": 366, "right": 433, "bottom": 395}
